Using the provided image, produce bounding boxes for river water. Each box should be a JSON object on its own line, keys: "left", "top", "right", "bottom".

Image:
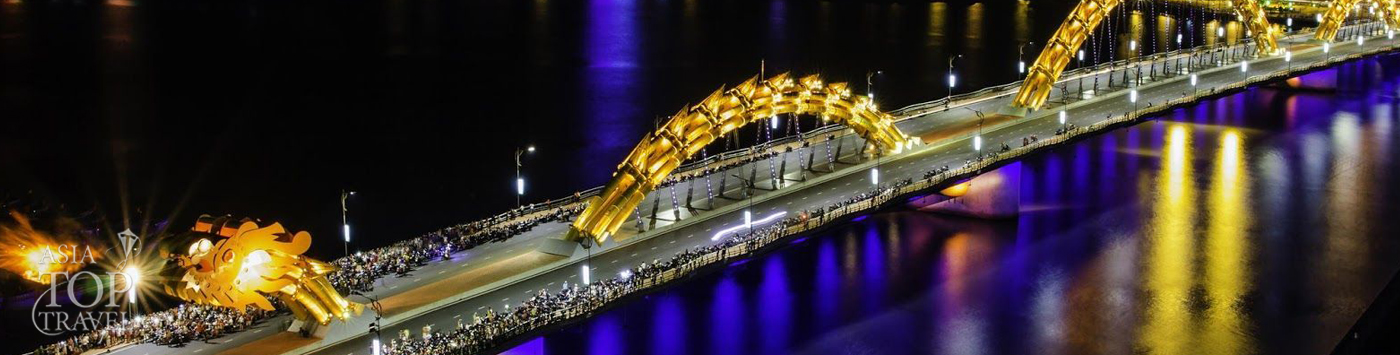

{"left": 4, "top": 0, "right": 1399, "bottom": 352}
{"left": 500, "top": 58, "right": 1400, "bottom": 354}
{"left": 1, "top": 0, "right": 1250, "bottom": 258}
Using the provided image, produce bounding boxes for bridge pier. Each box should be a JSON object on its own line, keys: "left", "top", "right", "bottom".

{"left": 717, "top": 169, "right": 730, "bottom": 200}
{"left": 648, "top": 194, "right": 660, "bottom": 229}
{"left": 705, "top": 174, "right": 715, "bottom": 208}
{"left": 685, "top": 180, "right": 695, "bottom": 211}
{"left": 670, "top": 186, "right": 681, "bottom": 221}
{"left": 777, "top": 149, "right": 788, "bottom": 187}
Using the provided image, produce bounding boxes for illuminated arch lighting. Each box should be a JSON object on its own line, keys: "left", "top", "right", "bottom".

{"left": 566, "top": 72, "right": 915, "bottom": 245}
{"left": 1012, "top": 0, "right": 1281, "bottom": 110}
{"left": 1315, "top": 0, "right": 1370, "bottom": 41}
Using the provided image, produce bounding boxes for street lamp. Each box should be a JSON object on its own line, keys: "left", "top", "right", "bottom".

{"left": 1059, "top": 110, "right": 1067, "bottom": 127}
{"left": 515, "top": 145, "right": 535, "bottom": 208}
{"left": 1129, "top": 89, "right": 1139, "bottom": 117}
{"left": 1285, "top": 50, "right": 1292, "bottom": 71}
{"left": 744, "top": 209, "right": 753, "bottom": 233}
{"left": 1076, "top": 49, "right": 1086, "bottom": 97}
{"left": 866, "top": 70, "right": 882, "bottom": 100}
{"left": 946, "top": 54, "right": 963, "bottom": 109}
{"left": 341, "top": 190, "right": 355, "bottom": 257}
{"left": 963, "top": 107, "right": 985, "bottom": 155}
{"left": 1190, "top": 73, "right": 1198, "bottom": 95}
{"left": 1018, "top": 42, "right": 1034, "bottom": 77}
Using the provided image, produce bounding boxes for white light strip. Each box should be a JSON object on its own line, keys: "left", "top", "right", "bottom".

{"left": 711, "top": 211, "right": 787, "bottom": 241}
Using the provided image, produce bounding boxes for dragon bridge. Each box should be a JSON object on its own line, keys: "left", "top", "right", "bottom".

{"left": 565, "top": 73, "right": 915, "bottom": 245}
{"left": 1012, "top": 0, "right": 1282, "bottom": 110}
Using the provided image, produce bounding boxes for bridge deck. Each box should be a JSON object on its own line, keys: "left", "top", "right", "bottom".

{"left": 102, "top": 21, "right": 1397, "bottom": 355}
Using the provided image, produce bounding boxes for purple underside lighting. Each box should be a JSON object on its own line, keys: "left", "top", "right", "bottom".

{"left": 852, "top": 215, "right": 869, "bottom": 222}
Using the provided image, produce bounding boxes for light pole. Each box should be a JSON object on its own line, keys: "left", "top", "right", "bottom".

{"left": 867, "top": 70, "right": 882, "bottom": 100}
{"left": 1285, "top": 50, "right": 1292, "bottom": 72}
{"left": 731, "top": 173, "right": 756, "bottom": 235}
{"left": 963, "top": 107, "right": 985, "bottom": 157}
{"left": 515, "top": 145, "right": 535, "bottom": 208}
{"left": 1129, "top": 89, "right": 1139, "bottom": 118}
{"left": 1018, "top": 42, "right": 1034, "bottom": 78}
{"left": 1077, "top": 49, "right": 1085, "bottom": 97}
{"left": 946, "top": 54, "right": 963, "bottom": 110}
{"left": 341, "top": 190, "right": 355, "bottom": 257}
{"left": 1059, "top": 110, "right": 1067, "bottom": 130}
{"left": 1190, "top": 73, "right": 1198, "bottom": 96}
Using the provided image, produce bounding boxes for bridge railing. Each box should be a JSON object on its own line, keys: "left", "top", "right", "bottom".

{"left": 887, "top": 37, "right": 1275, "bottom": 118}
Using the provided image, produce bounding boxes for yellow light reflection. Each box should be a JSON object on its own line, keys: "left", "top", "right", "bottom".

{"left": 929, "top": 2, "right": 947, "bottom": 46}
{"left": 1203, "top": 130, "right": 1252, "bottom": 353}
{"left": 966, "top": 3, "right": 983, "bottom": 49}
{"left": 1141, "top": 124, "right": 1195, "bottom": 354}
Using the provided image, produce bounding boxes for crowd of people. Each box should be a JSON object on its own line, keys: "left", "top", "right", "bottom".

{"left": 377, "top": 220, "right": 798, "bottom": 355}
{"left": 379, "top": 178, "right": 921, "bottom": 355}
{"left": 329, "top": 204, "right": 585, "bottom": 295}
{"left": 34, "top": 305, "right": 279, "bottom": 355}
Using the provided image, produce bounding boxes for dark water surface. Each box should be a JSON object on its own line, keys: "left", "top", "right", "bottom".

{"left": 499, "top": 59, "right": 1400, "bottom": 355}
{"left": 4, "top": 0, "right": 1198, "bottom": 258}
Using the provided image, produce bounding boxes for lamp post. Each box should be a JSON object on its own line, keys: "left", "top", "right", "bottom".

{"left": 1190, "top": 73, "right": 1198, "bottom": 96}
{"left": 1129, "top": 89, "right": 1139, "bottom": 118}
{"left": 1018, "top": 42, "right": 1034, "bottom": 78}
{"left": 341, "top": 190, "right": 355, "bottom": 257}
{"left": 515, "top": 145, "right": 535, "bottom": 208}
{"left": 1077, "top": 49, "right": 1085, "bottom": 97}
{"left": 1059, "top": 110, "right": 1067, "bottom": 130}
{"left": 867, "top": 70, "right": 882, "bottom": 100}
{"left": 1285, "top": 50, "right": 1292, "bottom": 72}
{"left": 730, "top": 173, "right": 756, "bottom": 234}
{"left": 946, "top": 54, "right": 963, "bottom": 110}
{"left": 963, "top": 107, "right": 985, "bottom": 157}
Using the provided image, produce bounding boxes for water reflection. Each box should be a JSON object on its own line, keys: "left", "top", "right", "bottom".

{"left": 510, "top": 59, "right": 1400, "bottom": 354}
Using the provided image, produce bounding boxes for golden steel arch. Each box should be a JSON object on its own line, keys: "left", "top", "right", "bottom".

{"left": 565, "top": 73, "right": 914, "bottom": 245}
{"left": 1012, "top": 0, "right": 1280, "bottom": 110}
{"left": 1382, "top": 0, "right": 1400, "bottom": 28}
{"left": 1315, "top": 0, "right": 1364, "bottom": 41}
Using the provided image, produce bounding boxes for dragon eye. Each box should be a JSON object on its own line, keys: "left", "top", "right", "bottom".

{"left": 188, "top": 239, "right": 213, "bottom": 257}
{"left": 245, "top": 250, "right": 271, "bottom": 266}
{"left": 222, "top": 250, "right": 235, "bottom": 263}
